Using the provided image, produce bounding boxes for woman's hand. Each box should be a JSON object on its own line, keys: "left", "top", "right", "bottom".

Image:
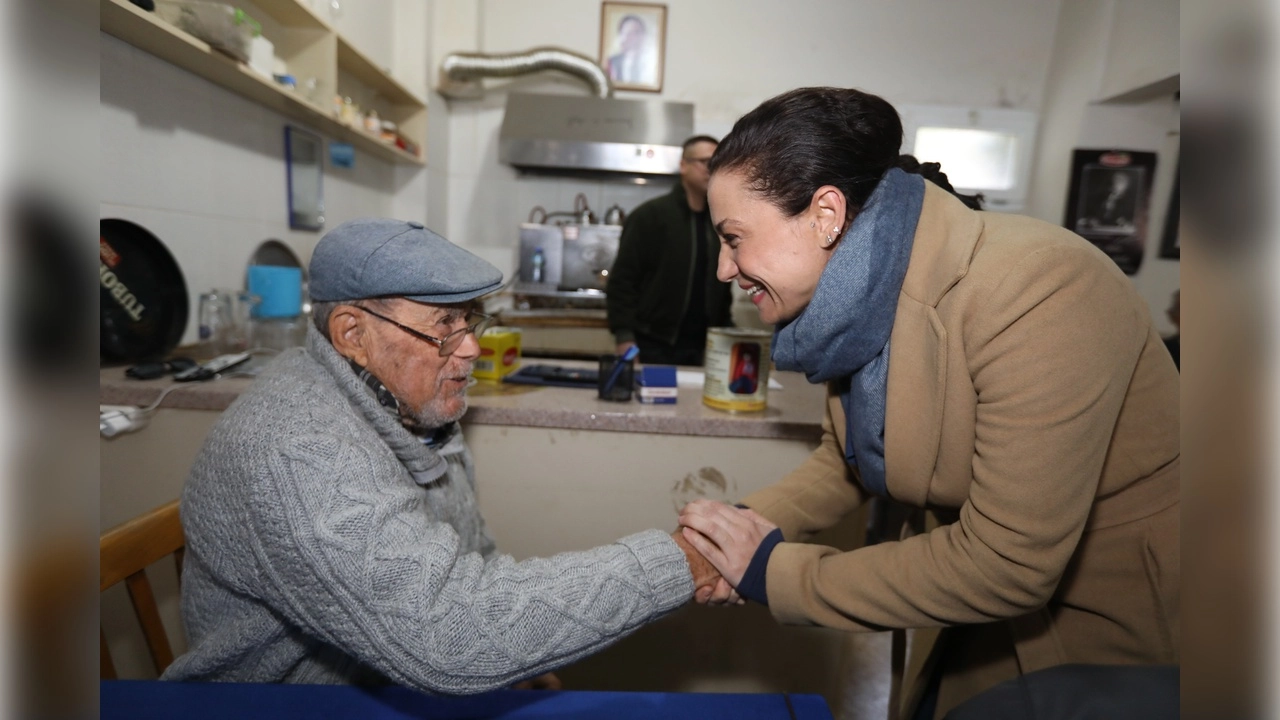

{"left": 678, "top": 500, "right": 778, "bottom": 587}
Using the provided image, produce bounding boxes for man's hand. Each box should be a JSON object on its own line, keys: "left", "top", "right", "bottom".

{"left": 512, "top": 672, "right": 562, "bottom": 690}
{"left": 616, "top": 341, "right": 638, "bottom": 357}
{"left": 672, "top": 530, "right": 720, "bottom": 601}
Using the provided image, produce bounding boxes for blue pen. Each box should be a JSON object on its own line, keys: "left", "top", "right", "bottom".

{"left": 601, "top": 345, "right": 640, "bottom": 396}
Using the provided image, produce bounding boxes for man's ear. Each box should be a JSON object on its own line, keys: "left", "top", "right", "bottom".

{"left": 329, "top": 305, "right": 370, "bottom": 367}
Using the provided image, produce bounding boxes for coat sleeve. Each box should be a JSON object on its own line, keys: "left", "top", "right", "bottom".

{"left": 248, "top": 435, "right": 692, "bottom": 693}
{"left": 764, "top": 244, "right": 1150, "bottom": 631}
{"left": 605, "top": 208, "right": 655, "bottom": 345}
{"left": 740, "top": 387, "right": 869, "bottom": 542}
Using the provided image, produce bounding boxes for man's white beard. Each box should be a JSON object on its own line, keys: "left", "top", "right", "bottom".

{"left": 398, "top": 391, "right": 468, "bottom": 433}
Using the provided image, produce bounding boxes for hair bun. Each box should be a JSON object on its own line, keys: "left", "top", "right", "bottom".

{"left": 894, "top": 154, "right": 984, "bottom": 210}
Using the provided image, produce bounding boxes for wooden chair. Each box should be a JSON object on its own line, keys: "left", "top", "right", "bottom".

{"left": 100, "top": 499, "right": 185, "bottom": 679}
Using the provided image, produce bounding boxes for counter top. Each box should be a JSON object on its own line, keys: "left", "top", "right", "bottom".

{"left": 100, "top": 360, "right": 826, "bottom": 441}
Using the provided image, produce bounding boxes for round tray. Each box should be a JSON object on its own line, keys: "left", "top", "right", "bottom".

{"left": 100, "top": 218, "right": 189, "bottom": 364}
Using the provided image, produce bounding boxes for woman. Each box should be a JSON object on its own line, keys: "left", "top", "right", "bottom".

{"left": 678, "top": 87, "right": 1179, "bottom": 719}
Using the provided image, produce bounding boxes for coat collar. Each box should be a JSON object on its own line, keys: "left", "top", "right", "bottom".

{"left": 883, "top": 184, "right": 984, "bottom": 505}
{"left": 899, "top": 183, "right": 984, "bottom": 308}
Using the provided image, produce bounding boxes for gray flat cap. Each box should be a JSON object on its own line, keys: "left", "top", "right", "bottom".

{"left": 309, "top": 218, "right": 503, "bottom": 304}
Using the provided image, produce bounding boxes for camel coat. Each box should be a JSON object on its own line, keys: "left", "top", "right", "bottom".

{"left": 742, "top": 183, "right": 1180, "bottom": 719}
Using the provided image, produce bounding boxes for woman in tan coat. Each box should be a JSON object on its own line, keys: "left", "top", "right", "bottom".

{"left": 678, "top": 87, "right": 1179, "bottom": 720}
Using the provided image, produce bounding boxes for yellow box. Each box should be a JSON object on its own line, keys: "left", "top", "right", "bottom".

{"left": 472, "top": 326, "right": 522, "bottom": 380}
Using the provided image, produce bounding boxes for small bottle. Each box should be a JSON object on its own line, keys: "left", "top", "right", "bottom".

{"left": 530, "top": 247, "right": 545, "bottom": 283}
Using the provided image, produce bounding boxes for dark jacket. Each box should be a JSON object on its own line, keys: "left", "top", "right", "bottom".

{"left": 606, "top": 183, "right": 733, "bottom": 345}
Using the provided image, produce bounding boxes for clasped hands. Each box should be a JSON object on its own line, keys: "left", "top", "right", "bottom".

{"left": 671, "top": 499, "right": 778, "bottom": 606}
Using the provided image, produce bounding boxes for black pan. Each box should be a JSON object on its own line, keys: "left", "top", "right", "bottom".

{"left": 100, "top": 218, "right": 189, "bottom": 364}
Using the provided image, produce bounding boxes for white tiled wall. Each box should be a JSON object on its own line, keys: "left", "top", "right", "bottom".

{"left": 100, "top": 33, "right": 425, "bottom": 346}
{"left": 426, "top": 0, "right": 1067, "bottom": 317}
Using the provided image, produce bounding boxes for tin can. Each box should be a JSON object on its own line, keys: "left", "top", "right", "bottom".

{"left": 702, "top": 327, "right": 772, "bottom": 412}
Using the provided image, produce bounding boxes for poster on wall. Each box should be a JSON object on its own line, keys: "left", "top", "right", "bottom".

{"left": 1063, "top": 149, "right": 1157, "bottom": 275}
{"left": 1159, "top": 164, "right": 1179, "bottom": 259}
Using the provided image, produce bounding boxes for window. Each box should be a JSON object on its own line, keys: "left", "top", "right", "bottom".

{"left": 899, "top": 106, "right": 1038, "bottom": 212}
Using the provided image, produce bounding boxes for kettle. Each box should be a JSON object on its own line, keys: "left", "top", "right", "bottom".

{"left": 573, "top": 193, "right": 597, "bottom": 225}
{"left": 603, "top": 204, "right": 626, "bottom": 225}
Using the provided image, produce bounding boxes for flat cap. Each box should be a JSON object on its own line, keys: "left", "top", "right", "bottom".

{"left": 309, "top": 218, "right": 503, "bottom": 304}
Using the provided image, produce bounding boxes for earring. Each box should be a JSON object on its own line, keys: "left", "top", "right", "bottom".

{"left": 824, "top": 234, "right": 835, "bottom": 247}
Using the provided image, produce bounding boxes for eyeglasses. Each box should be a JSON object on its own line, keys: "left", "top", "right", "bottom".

{"left": 357, "top": 306, "right": 494, "bottom": 356}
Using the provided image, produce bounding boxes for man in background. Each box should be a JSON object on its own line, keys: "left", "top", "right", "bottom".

{"left": 607, "top": 136, "right": 733, "bottom": 365}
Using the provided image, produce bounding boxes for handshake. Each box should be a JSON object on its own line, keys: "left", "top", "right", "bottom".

{"left": 671, "top": 499, "right": 779, "bottom": 606}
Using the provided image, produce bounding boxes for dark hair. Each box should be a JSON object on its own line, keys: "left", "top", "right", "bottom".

{"left": 894, "top": 154, "right": 985, "bottom": 210}
{"left": 682, "top": 135, "right": 719, "bottom": 156}
{"left": 709, "top": 87, "right": 903, "bottom": 224}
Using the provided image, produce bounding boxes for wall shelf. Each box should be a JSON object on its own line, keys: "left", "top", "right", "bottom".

{"left": 101, "top": 0, "right": 426, "bottom": 166}
{"left": 337, "top": 35, "right": 423, "bottom": 107}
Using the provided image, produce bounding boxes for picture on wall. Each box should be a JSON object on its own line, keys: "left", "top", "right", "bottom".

{"left": 599, "top": 2, "right": 667, "bottom": 93}
{"left": 1159, "top": 164, "right": 1179, "bottom": 260}
{"left": 1063, "top": 149, "right": 1157, "bottom": 275}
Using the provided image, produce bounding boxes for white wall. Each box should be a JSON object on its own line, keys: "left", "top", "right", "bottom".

{"left": 426, "top": 0, "right": 1063, "bottom": 281}
{"left": 100, "top": 10, "right": 430, "bottom": 347}
{"left": 1026, "top": 0, "right": 1180, "bottom": 336}
{"left": 99, "top": 0, "right": 1179, "bottom": 344}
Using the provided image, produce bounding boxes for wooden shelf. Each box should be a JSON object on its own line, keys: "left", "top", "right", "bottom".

{"left": 252, "top": 0, "right": 331, "bottom": 31}
{"left": 336, "top": 35, "right": 424, "bottom": 107}
{"left": 101, "top": 0, "right": 425, "bottom": 166}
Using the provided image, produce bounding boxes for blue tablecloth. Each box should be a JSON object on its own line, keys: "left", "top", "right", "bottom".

{"left": 102, "top": 680, "right": 834, "bottom": 719}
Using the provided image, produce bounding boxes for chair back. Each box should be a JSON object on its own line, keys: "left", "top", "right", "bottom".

{"left": 100, "top": 499, "right": 184, "bottom": 679}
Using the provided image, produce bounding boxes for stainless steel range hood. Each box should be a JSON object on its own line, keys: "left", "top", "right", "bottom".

{"left": 499, "top": 93, "right": 694, "bottom": 176}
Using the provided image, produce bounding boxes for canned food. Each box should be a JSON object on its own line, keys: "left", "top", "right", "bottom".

{"left": 702, "top": 327, "right": 772, "bottom": 412}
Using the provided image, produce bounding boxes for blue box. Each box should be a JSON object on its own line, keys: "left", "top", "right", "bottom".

{"left": 637, "top": 365, "right": 677, "bottom": 404}
{"left": 637, "top": 365, "right": 677, "bottom": 387}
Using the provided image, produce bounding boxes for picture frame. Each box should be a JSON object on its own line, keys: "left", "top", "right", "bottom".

{"left": 599, "top": 2, "right": 667, "bottom": 93}
{"left": 1159, "top": 165, "right": 1179, "bottom": 260}
{"left": 1063, "top": 149, "right": 1157, "bottom": 275}
{"left": 284, "top": 126, "right": 324, "bottom": 231}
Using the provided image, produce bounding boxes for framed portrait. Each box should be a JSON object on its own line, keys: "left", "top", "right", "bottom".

{"left": 1063, "top": 149, "right": 1157, "bottom": 275}
{"left": 599, "top": 2, "right": 667, "bottom": 93}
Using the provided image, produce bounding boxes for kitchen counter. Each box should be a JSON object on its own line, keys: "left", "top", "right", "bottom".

{"left": 495, "top": 308, "right": 609, "bottom": 329}
{"left": 99, "top": 361, "right": 825, "bottom": 441}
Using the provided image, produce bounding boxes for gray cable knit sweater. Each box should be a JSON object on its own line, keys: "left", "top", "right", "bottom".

{"left": 161, "top": 327, "right": 693, "bottom": 692}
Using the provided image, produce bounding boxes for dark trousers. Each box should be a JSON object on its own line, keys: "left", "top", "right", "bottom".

{"left": 635, "top": 333, "right": 705, "bottom": 366}
{"left": 943, "top": 664, "right": 1179, "bottom": 720}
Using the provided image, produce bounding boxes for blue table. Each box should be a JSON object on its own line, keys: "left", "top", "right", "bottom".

{"left": 102, "top": 680, "right": 834, "bottom": 719}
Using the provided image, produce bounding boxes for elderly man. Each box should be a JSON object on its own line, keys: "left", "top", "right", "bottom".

{"left": 163, "top": 218, "right": 716, "bottom": 692}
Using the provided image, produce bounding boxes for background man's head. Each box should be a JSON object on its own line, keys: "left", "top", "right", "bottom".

{"left": 308, "top": 218, "right": 503, "bottom": 429}
{"left": 680, "top": 135, "right": 719, "bottom": 198}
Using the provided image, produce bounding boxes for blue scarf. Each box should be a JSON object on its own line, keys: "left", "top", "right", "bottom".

{"left": 771, "top": 169, "right": 925, "bottom": 496}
